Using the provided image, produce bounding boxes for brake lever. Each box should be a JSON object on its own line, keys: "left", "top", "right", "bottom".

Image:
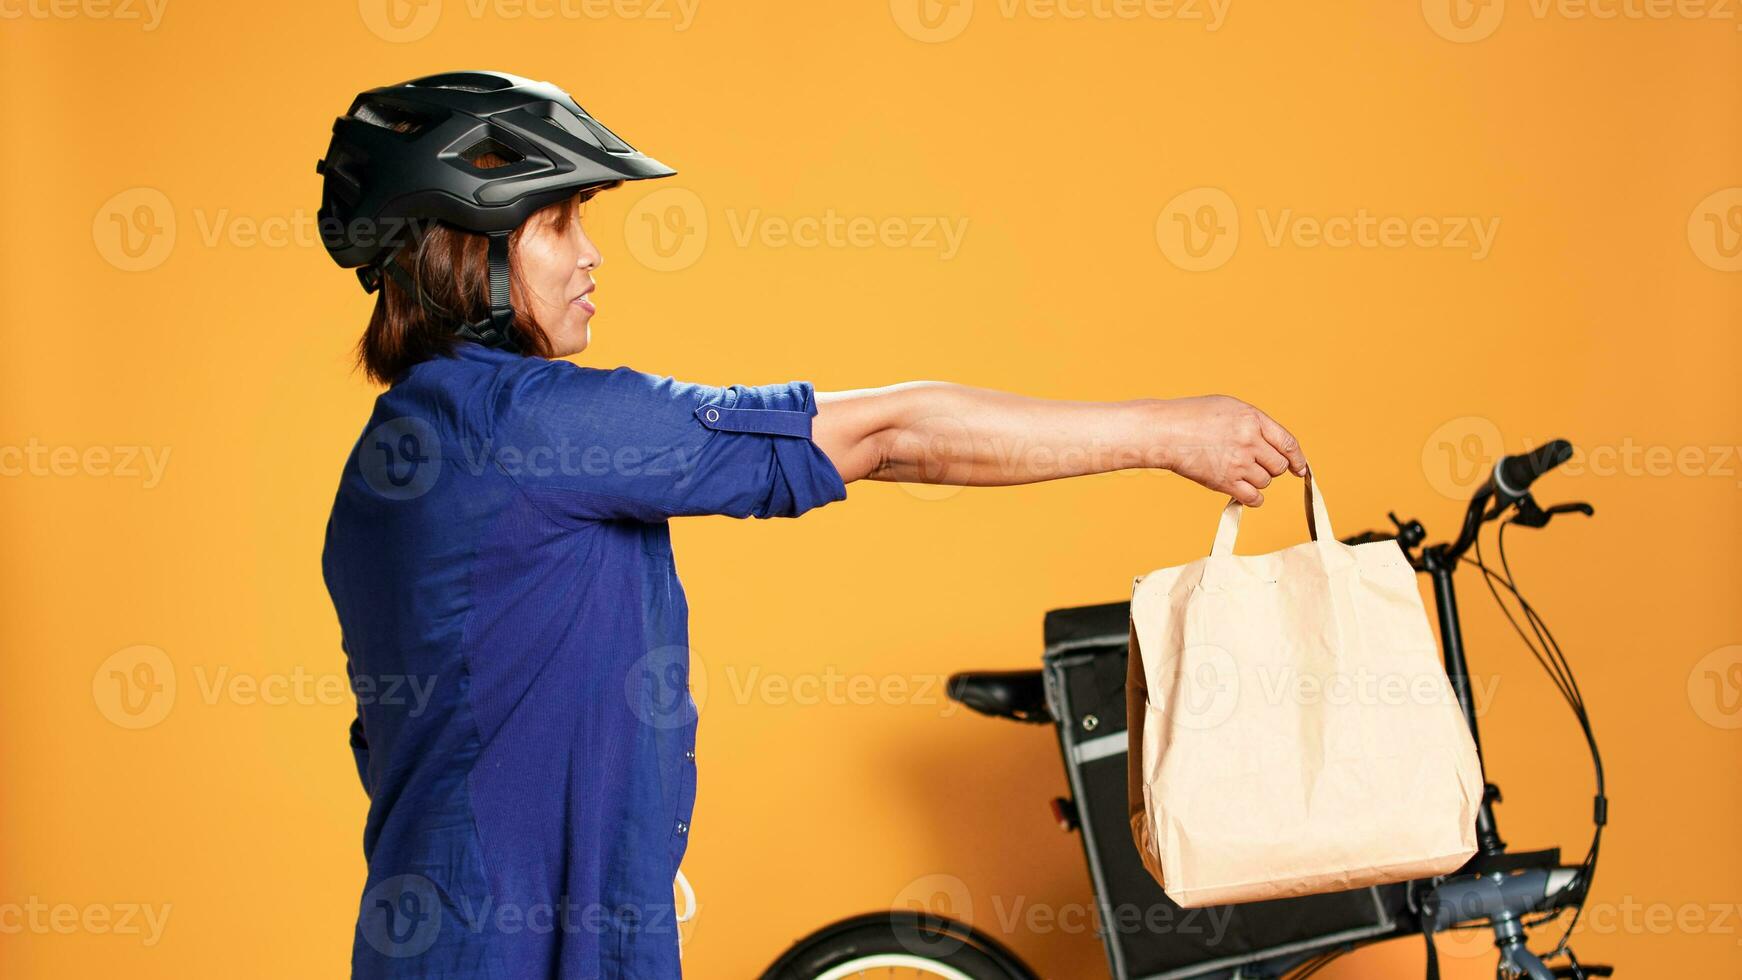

{"left": 1511, "top": 496, "right": 1595, "bottom": 529}
{"left": 1339, "top": 513, "right": 1426, "bottom": 551}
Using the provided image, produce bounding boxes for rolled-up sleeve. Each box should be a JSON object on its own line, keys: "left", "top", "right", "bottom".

{"left": 492, "top": 358, "right": 848, "bottom": 521}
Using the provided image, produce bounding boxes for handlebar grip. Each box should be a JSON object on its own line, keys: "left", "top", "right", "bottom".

{"left": 1494, "top": 439, "right": 1573, "bottom": 498}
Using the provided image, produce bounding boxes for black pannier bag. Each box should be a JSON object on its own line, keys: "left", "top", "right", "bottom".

{"left": 1041, "top": 601, "right": 1413, "bottom": 979}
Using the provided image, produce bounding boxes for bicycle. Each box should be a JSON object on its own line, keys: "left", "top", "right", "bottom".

{"left": 761, "top": 441, "right": 1611, "bottom": 980}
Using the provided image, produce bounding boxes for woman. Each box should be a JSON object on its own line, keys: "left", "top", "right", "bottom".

{"left": 317, "top": 71, "right": 1307, "bottom": 980}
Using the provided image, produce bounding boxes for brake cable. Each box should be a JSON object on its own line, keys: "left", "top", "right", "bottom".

{"left": 1459, "top": 517, "right": 1607, "bottom": 962}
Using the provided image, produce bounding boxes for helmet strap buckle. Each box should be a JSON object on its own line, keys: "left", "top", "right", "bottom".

{"left": 356, "top": 264, "right": 384, "bottom": 294}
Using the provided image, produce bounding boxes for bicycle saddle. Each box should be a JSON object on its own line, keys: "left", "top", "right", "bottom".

{"left": 947, "top": 669, "right": 1052, "bottom": 724}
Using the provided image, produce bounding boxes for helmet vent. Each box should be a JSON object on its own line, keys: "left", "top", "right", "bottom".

{"left": 408, "top": 72, "right": 514, "bottom": 93}
{"left": 459, "top": 137, "right": 523, "bottom": 169}
{"left": 353, "top": 100, "right": 443, "bottom": 135}
{"left": 325, "top": 147, "right": 366, "bottom": 194}
{"left": 577, "top": 115, "right": 633, "bottom": 154}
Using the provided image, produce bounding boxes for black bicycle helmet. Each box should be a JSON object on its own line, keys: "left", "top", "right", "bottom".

{"left": 316, "top": 70, "right": 675, "bottom": 350}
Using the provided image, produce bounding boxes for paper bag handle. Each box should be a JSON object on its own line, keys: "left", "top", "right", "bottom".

{"left": 1209, "top": 468, "right": 1335, "bottom": 557}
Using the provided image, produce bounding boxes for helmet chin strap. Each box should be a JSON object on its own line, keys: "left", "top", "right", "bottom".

{"left": 362, "top": 231, "right": 522, "bottom": 353}
{"left": 456, "top": 231, "right": 519, "bottom": 351}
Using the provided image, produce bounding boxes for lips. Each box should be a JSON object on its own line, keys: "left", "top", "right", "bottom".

{"left": 572, "top": 284, "right": 595, "bottom": 313}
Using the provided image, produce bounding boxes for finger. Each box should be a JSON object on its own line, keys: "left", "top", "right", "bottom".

{"left": 1242, "top": 462, "right": 1274, "bottom": 490}
{"left": 1230, "top": 480, "right": 1264, "bottom": 507}
{"left": 1253, "top": 443, "right": 1290, "bottom": 478}
{"left": 1257, "top": 413, "right": 1307, "bottom": 476}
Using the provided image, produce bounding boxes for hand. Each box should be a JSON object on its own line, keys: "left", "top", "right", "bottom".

{"left": 1154, "top": 395, "right": 1307, "bottom": 506}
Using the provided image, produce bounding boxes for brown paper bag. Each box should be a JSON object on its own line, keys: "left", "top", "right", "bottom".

{"left": 1126, "top": 471, "right": 1483, "bottom": 908}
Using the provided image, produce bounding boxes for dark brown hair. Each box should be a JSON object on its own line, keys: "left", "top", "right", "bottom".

{"left": 357, "top": 137, "right": 620, "bottom": 384}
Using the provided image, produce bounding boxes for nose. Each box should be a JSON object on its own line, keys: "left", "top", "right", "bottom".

{"left": 576, "top": 226, "right": 603, "bottom": 272}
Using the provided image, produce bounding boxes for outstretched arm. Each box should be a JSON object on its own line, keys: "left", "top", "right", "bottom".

{"left": 812, "top": 383, "right": 1306, "bottom": 506}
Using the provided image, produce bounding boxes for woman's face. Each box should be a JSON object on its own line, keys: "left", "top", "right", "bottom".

{"left": 512, "top": 198, "right": 604, "bottom": 357}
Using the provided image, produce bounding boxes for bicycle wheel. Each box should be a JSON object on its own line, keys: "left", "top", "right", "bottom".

{"left": 761, "top": 910, "right": 1037, "bottom": 980}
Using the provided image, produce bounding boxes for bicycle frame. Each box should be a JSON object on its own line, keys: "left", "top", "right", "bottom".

{"left": 1422, "top": 546, "right": 1507, "bottom": 857}
{"left": 1374, "top": 465, "right": 1607, "bottom": 979}
{"left": 918, "top": 444, "right": 1609, "bottom": 980}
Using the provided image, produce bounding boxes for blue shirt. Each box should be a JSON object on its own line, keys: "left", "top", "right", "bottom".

{"left": 322, "top": 343, "right": 848, "bottom": 979}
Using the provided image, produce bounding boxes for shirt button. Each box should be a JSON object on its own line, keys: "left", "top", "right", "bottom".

{"left": 684, "top": 749, "right": 695, "bottom": 760}
{"left": 704, "top": 408, "right": 720, "bottom": 423}
{"left": 675, "top": 821, "right": 688, "bottom": 834}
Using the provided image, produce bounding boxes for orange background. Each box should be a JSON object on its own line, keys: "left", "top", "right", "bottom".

{"left": 2, "top": 0, "right": 1740, "bottom": 976}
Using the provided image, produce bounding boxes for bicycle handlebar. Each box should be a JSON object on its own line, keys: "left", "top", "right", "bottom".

{"left": 1423, "top": 865, "right": 1585, "bottom": 932}
{"left": 1443, "top": 438, "right": 1574, "bottom": 560}
{"left": 1494, "top": 439, "right": 1574, "bottom": 502}
{"left": 1340, "top": 439, "right": 1577, "bottom": 559}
